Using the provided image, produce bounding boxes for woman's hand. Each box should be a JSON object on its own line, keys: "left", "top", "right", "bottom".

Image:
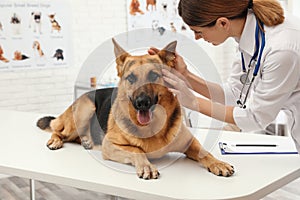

{"left": 148, "top": 47, "right": 189, "bottom": 76}
{"left": 162, "top": 68, "right": 199, "bottom": 111}
{"left": 147, "top": 47, "right": 159, "bottom": 55}
{"left": 174, "top": 52, "right": 188, "bottom": 76}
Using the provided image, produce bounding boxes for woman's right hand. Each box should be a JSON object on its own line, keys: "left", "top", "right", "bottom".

{"left": 174, "top": 52, "right": 188, "bottom": 76}
{"left": 148, "top": 47, "right": 189, "bottom": 77}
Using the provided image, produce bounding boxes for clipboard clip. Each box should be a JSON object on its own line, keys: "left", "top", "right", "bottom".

{"left": 219, "top": 142, "right": 228, "bottom": 151}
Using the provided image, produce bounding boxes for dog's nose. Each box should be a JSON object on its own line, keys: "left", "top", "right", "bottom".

{"left": 134, "top": 94, "right": 152, "bottom": 111}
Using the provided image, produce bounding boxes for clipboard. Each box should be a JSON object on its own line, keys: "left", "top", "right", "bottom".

{"left": 219, "top": 141, "right": 298, "bottom": 155}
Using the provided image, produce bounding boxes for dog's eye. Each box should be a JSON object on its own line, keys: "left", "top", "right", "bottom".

{"left": 126, "top": 73, "right": 137, "bottom": 84}
{"left": 148, "top": 71, "right": 160, "bottom": 82}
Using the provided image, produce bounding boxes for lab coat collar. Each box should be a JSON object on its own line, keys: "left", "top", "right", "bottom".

{"left": 238, "top": 11, "right": 257, "bottom": 56}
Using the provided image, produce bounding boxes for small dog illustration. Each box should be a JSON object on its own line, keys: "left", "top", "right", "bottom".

{"left": 152, "top": 20, "right": 165, "bottom": 35}
{"left": 152, "top": 20, "right": 159, "bottom": 30}
{"left": 53, "top": 49, "right": 64, "bottom": 60}
{"left": 13, "top": 51, "right": 29, "bottom": 60}
{"left": 146, "top": 0, "right": 156, "bottom": 11}
{"left": 162, "top": 2, "right": 167, "bottom": 11}
{"left": 158, "top": 27, "right": 166, "bottom": 35}
{"left": 161, "top": 2, "right": 168, "bottom": 18}
{"left": 32, "top": 41, "right": 44, "bottom": 57}
{"left": 0, "top": 45, "right": 9, "bottom": 63}
{"left": 10, "top": 13, "right": 21, "bottom": 35}
{"left": 29, "top": 12, "right": 42, "bottom": 34}
{"left": 129, "top": 0, "right": 144, "bottom": 15}
{"left": 48, "top": 14, "right": 61, "bottom": 33}
{"left": 170, "top": 22, "right": 177, "bottom": 32}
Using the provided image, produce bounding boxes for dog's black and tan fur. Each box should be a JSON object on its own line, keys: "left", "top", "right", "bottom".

{"left": 37, "top": 39, "right": 234, "bottom": 179}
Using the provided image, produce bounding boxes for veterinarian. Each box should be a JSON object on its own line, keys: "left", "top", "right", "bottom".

{"left": 148, "top": 0, "right": 300, "bottom": 153}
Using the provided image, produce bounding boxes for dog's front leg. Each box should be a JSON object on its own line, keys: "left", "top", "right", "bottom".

{"left": 72, "top": 96, "right": 96, "bottom": 149}
{"left": 185, "top": 138, "right": 234, "bottom": 177}
{"left": 102, "top": 138, "right": 159, "bottom": 179}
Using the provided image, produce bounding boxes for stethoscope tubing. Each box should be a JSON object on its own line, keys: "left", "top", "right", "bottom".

{"left": 237, "top": 18, "right": 266, "bottom": 109}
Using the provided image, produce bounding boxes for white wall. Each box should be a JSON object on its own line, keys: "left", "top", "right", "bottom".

{"left": 288, "top": 0, "right": 300, "bottom": 18}
{"left": 0, "top": 0, "right": 127, "bottom": 115}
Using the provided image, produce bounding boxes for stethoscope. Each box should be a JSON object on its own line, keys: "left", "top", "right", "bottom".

{"left": 237, "top": 18, "right": 266, "bottom": 109}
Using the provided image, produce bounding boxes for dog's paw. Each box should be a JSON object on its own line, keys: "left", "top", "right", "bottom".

{"left": 207, "top": 161, "right": 234, "bottom": 177}
{"left": 47, "top": 138, "right": 63, "bottom": 150}
{"left": 136, "top": 164, "right": 160, "bottom": 180}
{"left": 81, "top": 139, "right": 93, "bottom": 150}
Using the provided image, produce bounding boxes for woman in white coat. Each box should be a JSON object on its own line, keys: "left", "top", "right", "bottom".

{"left": 149, "top": 0, "right": 300, "bottom": 153}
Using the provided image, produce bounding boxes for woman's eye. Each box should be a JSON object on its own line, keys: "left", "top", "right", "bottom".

{"left": 148, "top": 71, "right": 160, "bottom": 82}
{"left": 126, "top": 73, "right": 137, "bottom": 84}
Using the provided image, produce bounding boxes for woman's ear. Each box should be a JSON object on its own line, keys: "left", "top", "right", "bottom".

{"left": 216, "top": 17, "right": 230, "bottom": 30}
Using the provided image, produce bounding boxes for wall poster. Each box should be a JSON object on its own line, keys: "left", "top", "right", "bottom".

{"left": 127, "top": 0, "right": 192, "bottom": 37}
{"left": 0, "top": 1, "right": 72, "bottom": 70}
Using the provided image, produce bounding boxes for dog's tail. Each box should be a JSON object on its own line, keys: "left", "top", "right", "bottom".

{"left": 36, "top": 116, "right": 56, "bottom": 132}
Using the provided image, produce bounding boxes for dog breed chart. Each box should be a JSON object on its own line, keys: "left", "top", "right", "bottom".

{"left": 0, "top": 1, "right": 71, "bottom": 70}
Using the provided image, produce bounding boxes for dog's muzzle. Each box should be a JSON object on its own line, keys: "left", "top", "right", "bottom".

{"left": 34, "top": 15, "right": 41, "bottom": 22}
{"left": 132, "top": 92, "right": 158, "bottom": 125}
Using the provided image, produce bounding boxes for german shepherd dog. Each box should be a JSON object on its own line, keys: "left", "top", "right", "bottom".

{"left": 37, "top": 39, "right": 234, "bottom": 179}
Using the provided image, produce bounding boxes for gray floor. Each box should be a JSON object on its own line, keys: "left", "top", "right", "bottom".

{"left": 0, "top": 176, "right": 299, "bottom": 200}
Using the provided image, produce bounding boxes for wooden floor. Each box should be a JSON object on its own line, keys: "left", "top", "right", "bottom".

{"left": 0, "top": 176, "right": 299, "bottom": 200}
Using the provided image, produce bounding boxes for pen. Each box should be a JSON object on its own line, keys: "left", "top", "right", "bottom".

{"left": 234, "top": 144, "right": 277, "bottom": 147}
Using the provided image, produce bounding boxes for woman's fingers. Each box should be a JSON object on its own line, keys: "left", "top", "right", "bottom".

{"left": 162, "top": 68, "right": 198, "bottom": 111}
{"left": 162, "top": 69, "right": 185, "bottom": 87}
{"left": 168, "top": 88, "right": 179, "bottom": 95}
{"left": 162, "top": 69, "right": 179, "bottom": 80}
{"left": 148, "top": 47, "right": 160, "bottom": 55}
{"left": 163, "top": 75, "right": 178, "bottom": 88}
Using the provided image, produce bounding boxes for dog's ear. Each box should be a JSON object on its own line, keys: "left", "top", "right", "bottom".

{"left": 112, "top": 38, "right": 131, "bottom": 77}
{"left": 158, "top": 40, "right": 177, "bottom": 68}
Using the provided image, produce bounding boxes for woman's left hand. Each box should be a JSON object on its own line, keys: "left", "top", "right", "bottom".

{"left": 162, "top": 69, "right": 199, "bottom": 111}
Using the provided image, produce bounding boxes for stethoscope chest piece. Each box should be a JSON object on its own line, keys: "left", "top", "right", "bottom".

{"left": 240, "top": 73, "right": 250, "bottom": 85}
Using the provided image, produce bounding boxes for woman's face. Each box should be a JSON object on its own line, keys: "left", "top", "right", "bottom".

{"left": 189, "top": 19, "right": 230, "bottom": 45}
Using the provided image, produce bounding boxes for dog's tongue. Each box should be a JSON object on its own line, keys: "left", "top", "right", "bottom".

{"left": 137, "top": 110, "right": 152, "bottom": 125}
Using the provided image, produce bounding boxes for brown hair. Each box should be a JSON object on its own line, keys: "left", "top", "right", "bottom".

{"left": 178, "top": 0, "right": 284, "bottom": 27}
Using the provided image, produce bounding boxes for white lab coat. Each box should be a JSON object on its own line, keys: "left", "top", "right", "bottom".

{"left": 223, "top": 11, "right": 300, "bottom": 153}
